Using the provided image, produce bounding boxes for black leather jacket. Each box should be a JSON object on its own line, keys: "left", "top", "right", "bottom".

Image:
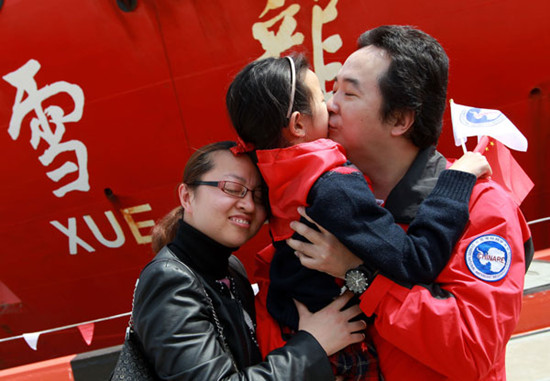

{"left": 133, "top": 246, "right": 333, "bottom": 380}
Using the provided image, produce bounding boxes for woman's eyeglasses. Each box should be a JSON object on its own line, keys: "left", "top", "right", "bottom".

{"left": 190, "top": 181, "right": 266, "bottom": 205}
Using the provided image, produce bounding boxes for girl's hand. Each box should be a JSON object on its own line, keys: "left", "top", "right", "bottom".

{"left": 449, "top": 152, "right": 492, "bottom": 178}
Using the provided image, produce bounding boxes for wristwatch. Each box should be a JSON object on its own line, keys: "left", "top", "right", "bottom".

{"left": 344, "top": 264, "right": 377, "bottom": 294}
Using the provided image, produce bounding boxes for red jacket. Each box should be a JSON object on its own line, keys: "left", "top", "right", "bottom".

{"left": 255, "top": 146, "right": 532, "bottom": 380}
{"left": 360, "top": 167, "right": 532, "bottom": 380}
{"left": 256, "top": 138, "right": 348, "bottom": 241}
{"left": 254, "top": 244, "right": 286, "bottom": 355}
{"left": 254, "top": 139, "right": 352, "bottom": 353}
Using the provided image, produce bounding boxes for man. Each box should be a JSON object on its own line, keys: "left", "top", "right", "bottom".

{"left": 288, "top": 25, "right": 534, "bottom": 380}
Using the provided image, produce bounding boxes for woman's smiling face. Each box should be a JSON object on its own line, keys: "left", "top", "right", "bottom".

{"left": 179, "top": 150, "right": 266, "bottom": 248}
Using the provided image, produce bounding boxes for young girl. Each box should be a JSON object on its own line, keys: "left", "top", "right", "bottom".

{"left": 226, "top": 55, "right": 491, "bottom": 380}
{"left": 119, "top": 141, "right": 365, "bottom": 379}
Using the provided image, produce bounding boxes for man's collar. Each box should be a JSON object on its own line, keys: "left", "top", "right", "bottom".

{"left": 384, "top": 146, "right": 447, "bottom": 224}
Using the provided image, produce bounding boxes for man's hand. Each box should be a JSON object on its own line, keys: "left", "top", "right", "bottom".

{"left": 286, "top": 207, "right": 363, "bottom": 279}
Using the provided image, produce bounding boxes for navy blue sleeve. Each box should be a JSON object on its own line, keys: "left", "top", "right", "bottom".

{"left": 305, "top": 169, "right": 476, "bottom": 284}
{"left": 267, "top": 238, "right": 341, "bottom": 329}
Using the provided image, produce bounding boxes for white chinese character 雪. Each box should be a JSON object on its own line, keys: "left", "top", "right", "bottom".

{"left": 3, "top": 59, "right": 89, "bottom": 197}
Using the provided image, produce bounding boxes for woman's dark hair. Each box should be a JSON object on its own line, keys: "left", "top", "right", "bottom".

{"left": 151, "top": 141, "right": 237, "bottom": 253}
{"left": 358, "top": 25, "right": 449, "bottom": 148}
{"left": 226, "top": 54, "right": 312, "bottom": 150}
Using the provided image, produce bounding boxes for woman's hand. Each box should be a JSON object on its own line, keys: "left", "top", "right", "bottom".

{"left": 449, "top": 151, "right": 492, "bottom": 178}
{"left": 286, "top": 207, "right": 362, "bottom": 279}
{"left": 295, "top": 292, "right": 365, "bottom": 356}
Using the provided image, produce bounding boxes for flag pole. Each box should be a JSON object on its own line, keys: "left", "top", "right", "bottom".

{"left": 473, "top": 136, "right": 490, "bottom": 154}
{"left": 450, "top": 99, "right": 468, "bottom": 153}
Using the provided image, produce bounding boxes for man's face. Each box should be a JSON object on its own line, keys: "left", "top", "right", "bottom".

{"left": 327, "top": 45, "right": 393, "bottom": 168}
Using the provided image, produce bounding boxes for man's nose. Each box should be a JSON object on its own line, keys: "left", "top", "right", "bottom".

{"left": 327, "top": 96, "right": 338, "bottom": 113}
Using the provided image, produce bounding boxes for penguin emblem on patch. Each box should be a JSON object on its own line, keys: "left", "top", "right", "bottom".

{"left": 465, "top": 234, "right": 511, "bottom": 282}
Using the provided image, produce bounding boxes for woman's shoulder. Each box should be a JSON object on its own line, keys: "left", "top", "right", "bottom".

{"left": 139, "top": 247, "right": 198, "bottom": 285}
{"left": 228, "top": 255, "right": 248, "bottom": 279}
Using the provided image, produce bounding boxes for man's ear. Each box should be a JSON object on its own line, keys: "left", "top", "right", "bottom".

{"left": 178, "top": 183, "right": 193, "bottom": 214}
{"left": 390, "top": 109, "right": 415, "bottom": 137}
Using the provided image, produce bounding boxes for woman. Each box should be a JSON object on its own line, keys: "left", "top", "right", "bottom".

{"left": 130, "top": 141, "right": 365, "bottom": 380}
{"left": 226, "top": 55, "right": 491, "bottom": 379}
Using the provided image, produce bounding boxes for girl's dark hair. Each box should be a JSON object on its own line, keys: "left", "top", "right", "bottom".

{"left": 151, "top": 141, "right": 237, "bottom": 253}
{"left": 226, "top": 54, "right": 312, "bottom": 150}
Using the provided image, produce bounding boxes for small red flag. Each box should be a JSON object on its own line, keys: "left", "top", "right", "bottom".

{"left": 77, "top": 323, "right": 95, "bottom": 346}
{"left": 474, "top": 136, "right": 534, "bottom": 205}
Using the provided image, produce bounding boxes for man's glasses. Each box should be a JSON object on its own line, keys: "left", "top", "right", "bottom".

{"left": 190, "top": 181, "right": 266, "bottom": 205}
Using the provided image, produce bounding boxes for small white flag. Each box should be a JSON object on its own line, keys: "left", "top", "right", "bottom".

{"left": 251, "top": 283, "right": 259, "bottom": 296}
{"left": 22, "top": 332, "right": 40, "bottom": 350}
{"left": 450, "top": 100, "right": 528, "bottom": 152}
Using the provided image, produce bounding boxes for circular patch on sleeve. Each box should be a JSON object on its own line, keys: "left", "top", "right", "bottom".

{"left": 465, "top": 234, "right": 512, "bottom": 282}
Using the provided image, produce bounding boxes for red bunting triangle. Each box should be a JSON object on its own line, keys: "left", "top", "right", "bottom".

{"left": 77, "top": 323, "right": 95, "bottom": 346}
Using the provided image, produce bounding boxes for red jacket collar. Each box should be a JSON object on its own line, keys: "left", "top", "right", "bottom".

{"left": 256, "top": 139, "right": 348, "bottom": 240}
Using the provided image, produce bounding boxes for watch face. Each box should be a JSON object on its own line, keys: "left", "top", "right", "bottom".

{"left": 346, "top": 269, "right": 368, "bottom": 294}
